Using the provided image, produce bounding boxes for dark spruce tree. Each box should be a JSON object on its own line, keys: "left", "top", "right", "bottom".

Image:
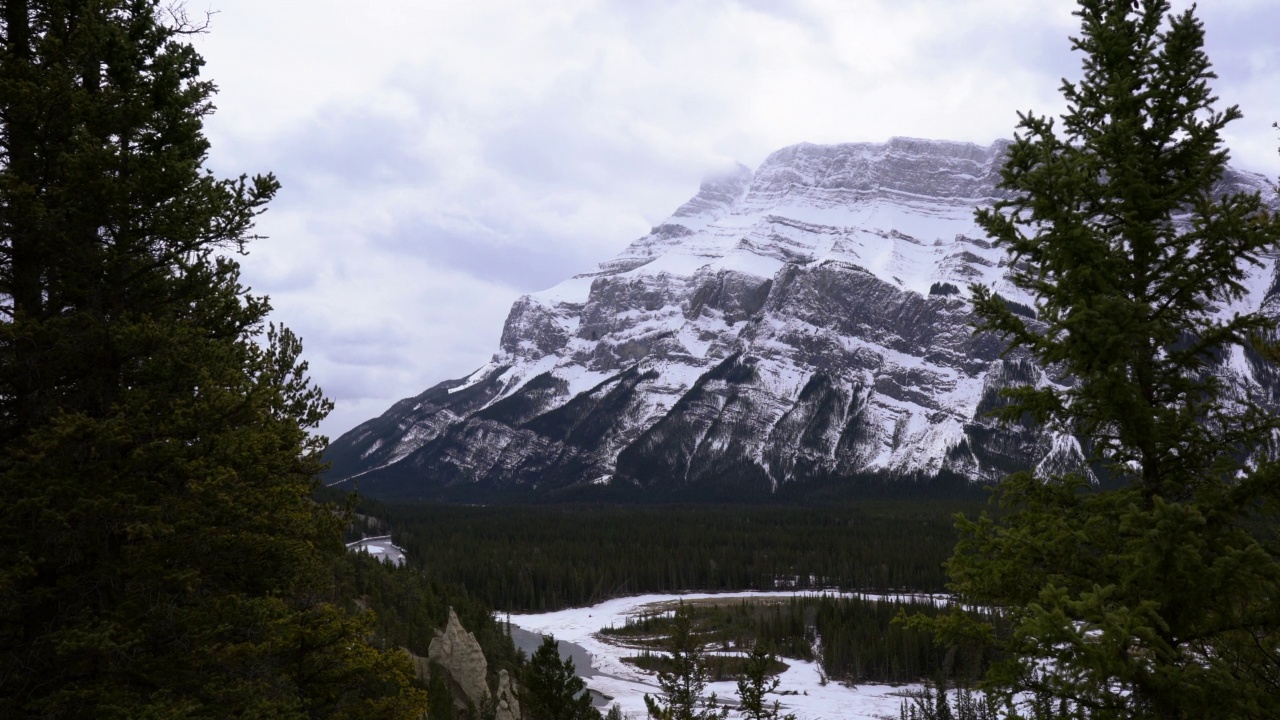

{"left": 735, "top": 644, "right": 795, "bottom": 720}
{"left": 927, "top": 1, "right": 1280, "bottom": 718}
{"left": 523, "top": 635, "right": 600, "bottom": 720}
{"left": 643, "top": 608, "right": 729, "bottom": 720}
{"left": 0, "top": 2, "right": 427, "bottom": 717}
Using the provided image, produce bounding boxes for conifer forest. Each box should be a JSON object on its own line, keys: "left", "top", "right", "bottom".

{"left": 2, "top": 1, "right": 1278, "bottom": 719}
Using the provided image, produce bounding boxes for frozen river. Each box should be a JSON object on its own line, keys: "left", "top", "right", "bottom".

{"left": 507, "top": 591, "right": 924, "bottom": 720}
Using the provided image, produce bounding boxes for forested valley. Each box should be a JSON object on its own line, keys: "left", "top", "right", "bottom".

{"left": 5, "top": 0, "right": 1279, "bottom": 717}
{"left": 354, "top": 499, "right": 987, "bottom": 612}
{"left": 329, "top": 493, "right": 1004, "bottom": 704}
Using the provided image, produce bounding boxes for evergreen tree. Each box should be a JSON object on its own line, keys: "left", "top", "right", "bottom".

{"left": 0, "top": 1, "right": 427, "bottom": 717}
{"left": 933, "top": 1, "right": 1280, "bottom": 718}
{"left": 734, "top": 643, "right": 794, "bottom": 720}
{"left": 643, "top": 608, "right": 728, "bottom": 720}
{"left": 934, "top": 682, "right": 953, "bottom": 720}
{"left": 900, "top": 683, "right": 1010, "bottom": 720}
{"left": 524, "top": 635, "right": 599, "bottom": 720}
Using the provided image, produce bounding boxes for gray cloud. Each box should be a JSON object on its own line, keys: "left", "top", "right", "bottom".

{"left": 374, "top": 220, "right": 604, "bottom": 293}
{"left": 193, "top": 0, "right": 1280, "bottom": 439}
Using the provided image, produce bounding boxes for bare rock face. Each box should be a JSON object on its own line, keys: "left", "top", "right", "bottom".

{"left": 326, "top": 137, "right": 1280, "bottom": 501}
{"left": 427, "top": 608, "right": 490, "bottom": 709}
{"left": 494, "top": 670, "right": 521, "bottom": 720}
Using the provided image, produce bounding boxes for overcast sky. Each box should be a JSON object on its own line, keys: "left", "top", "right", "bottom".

{"left": 189, "top": 0, "right": 1280, "bottom": 439}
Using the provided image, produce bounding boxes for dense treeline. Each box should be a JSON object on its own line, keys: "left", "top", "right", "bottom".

{"left": 811, "top": 596, "right": 994, "bottom": 683}
{"left": 603, "top": 600, "right": 814, "bottom": 664}
{"left": 622, "top": 652, "right": 788, "bottom": 684}
{"left": 372, "top": 501, "right": 987, "bottom": 611}
{"left": 606, "top": 597, "right": 996, "bottom": 685}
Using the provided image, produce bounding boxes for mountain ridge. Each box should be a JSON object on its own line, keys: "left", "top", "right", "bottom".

{"left": 326, "top": 137, "right": 1280, "bottom": 501}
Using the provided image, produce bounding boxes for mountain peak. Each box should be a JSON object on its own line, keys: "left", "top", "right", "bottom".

{"left": 324, "top": 139, "right": 1279, "bottom": 501}
{"left": 746, "top": 138, "right": 1009, "bottom": 210}
{"left": 671, "top": 161, "right": 754, "bottom": 221}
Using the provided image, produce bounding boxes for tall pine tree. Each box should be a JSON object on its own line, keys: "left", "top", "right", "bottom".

{"left": 0, "top": 2, "right": 427, "bottom": 717}
{"left": 735, "top": 643, "right": 795, "bottom": 720}
{"left": 644, "top": 608, "right": 728, "bottom": 720}
{"left": 933, "top": 1, "right": 1280, "bottom": 718}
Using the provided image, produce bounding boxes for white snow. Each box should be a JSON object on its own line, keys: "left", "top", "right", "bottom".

{"left": 1226, "top": 343, "right": 1254, "bottom": 384}
{"left": 507, "top": 591, "right": 936, "bottom": 720}
{"left": 533, "top": 274, "right": 597, "bottom": 304}
{"left": 359, "top": 438, "right": 384, "bottom": 459}
{"left": 889, "top": 416, "right": 968, "bottom": 476}
{"left": 711, "top": 250, "right": 785, "bottom": 280}
{"left": 677, "top": 326, "right": 714, "bottom": 359}
{"left": 621, "top": 252, "right": 718, "bottom": 279}
{"left": 1034, "top": 433, "right": 1087, "bottom": 480}
{"left": 447, "top": 360, "right": 503, "bottom": 394}
{"left": 557, "top": 365, "right": 615, "bottom": 398}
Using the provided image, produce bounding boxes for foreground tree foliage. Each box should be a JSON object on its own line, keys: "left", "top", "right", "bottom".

{"left": 523, "top": 636, "right": 599, "bottom": 720}
{"left": 929, "top": 1, "right": 1280, "bottom": 718}
{"left": 0, "top": 2, "right": 427, "bottom": 717}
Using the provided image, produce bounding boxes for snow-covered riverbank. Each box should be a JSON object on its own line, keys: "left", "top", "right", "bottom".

{"left": 507, "top": 591, "right": 925, "bottom": 720}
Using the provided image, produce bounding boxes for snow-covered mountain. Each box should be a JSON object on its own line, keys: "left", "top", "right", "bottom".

{"left": 326, "top": 137, "right": 1280, "bottom": 501}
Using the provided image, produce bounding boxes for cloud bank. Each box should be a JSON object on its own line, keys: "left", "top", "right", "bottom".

{"left": 191, "top": 0, "right": 1280, "bottom": 437}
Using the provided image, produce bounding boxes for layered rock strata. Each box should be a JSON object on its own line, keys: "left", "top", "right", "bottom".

{"left": 327, "top": 138, "right": 1280, "bottom": 500}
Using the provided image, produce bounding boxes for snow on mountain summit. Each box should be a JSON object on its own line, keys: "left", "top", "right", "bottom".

{"left": 325, "top": 138, "right": 1279, "bottom": 500}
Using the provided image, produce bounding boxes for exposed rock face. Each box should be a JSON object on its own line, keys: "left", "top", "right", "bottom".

{"left": 326, "top": 137, "right": 1280, "bottom": 501}
{"left": 494, "top": 670, "right": 520, "bottom": 720}
{"left": 427, "top": 608, "right": 490, "bottom": 709}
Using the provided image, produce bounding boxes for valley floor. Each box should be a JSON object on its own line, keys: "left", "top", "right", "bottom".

{"left": 507, "top": 591, "right": 928, "bottom": 720}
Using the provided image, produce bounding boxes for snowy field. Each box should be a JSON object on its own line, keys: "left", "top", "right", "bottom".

{"left": 507, "top": 591, "right": 927, "bottom": 720}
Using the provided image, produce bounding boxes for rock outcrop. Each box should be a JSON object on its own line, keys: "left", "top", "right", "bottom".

{"left": 326, "top": 137, "right": 1280, "bottom": 501}
{"left": 494, "top": 670, "right": 520, "bottom": 720}
{"left": 427, "top": 608, "right": 491, "bottom": 709}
